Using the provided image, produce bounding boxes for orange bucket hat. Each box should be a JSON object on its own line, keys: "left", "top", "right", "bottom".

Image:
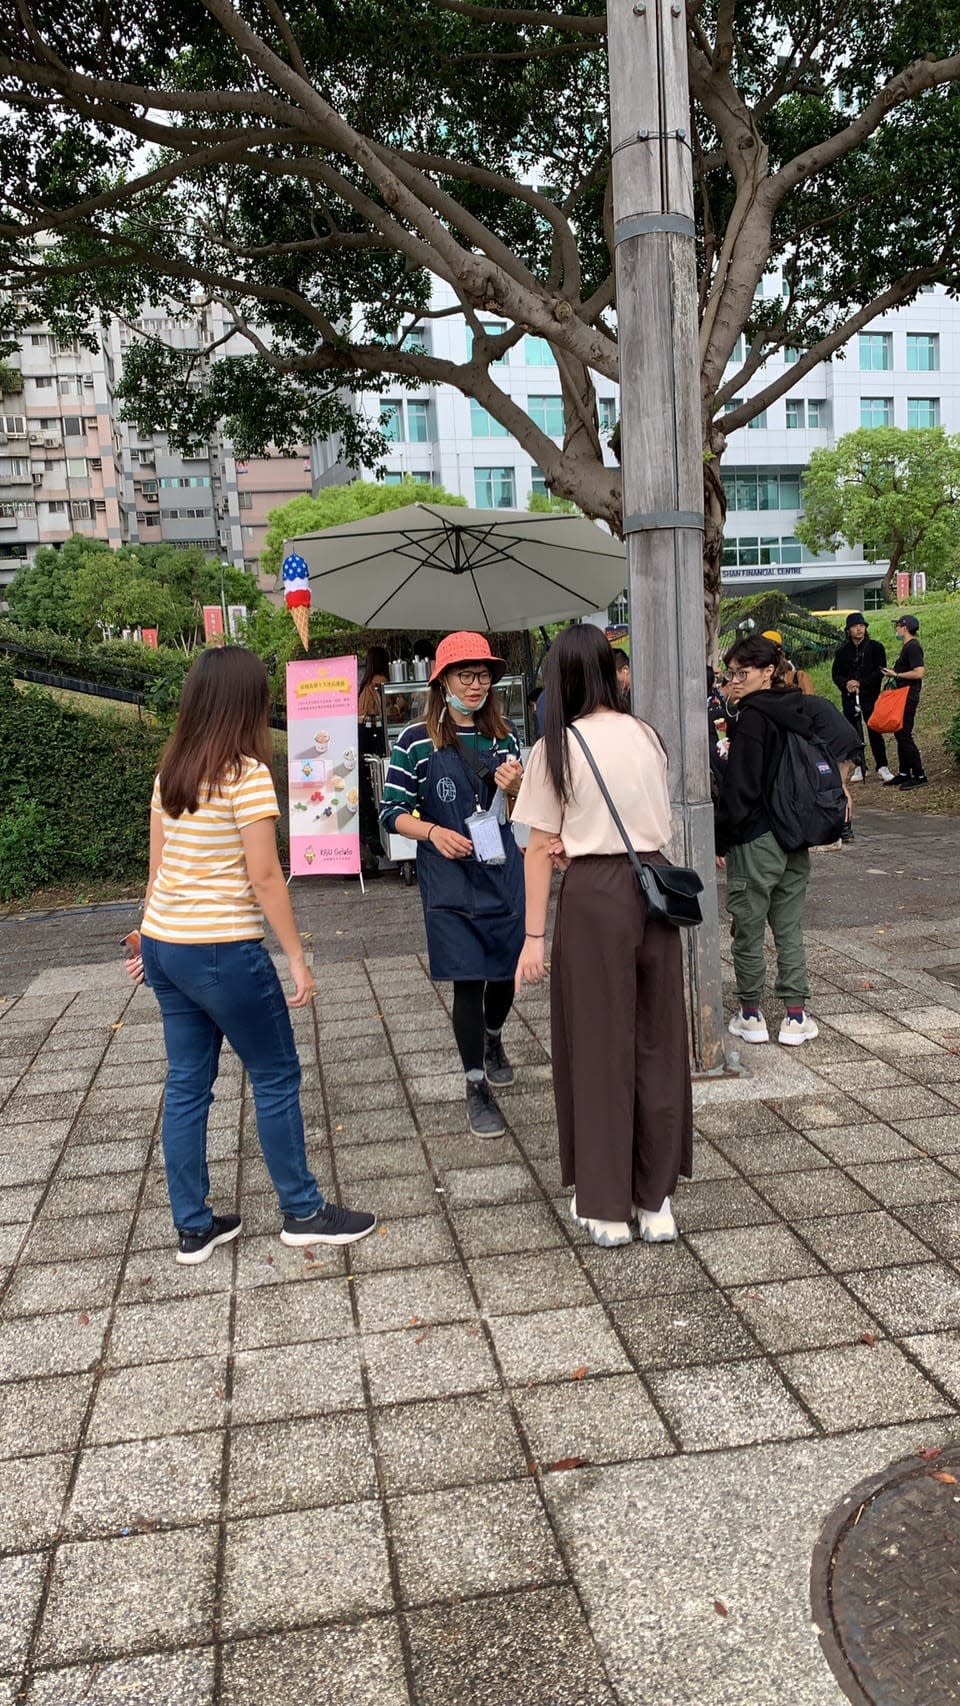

{"left": 430, "top": 631, "right": 507, "bottom": 684}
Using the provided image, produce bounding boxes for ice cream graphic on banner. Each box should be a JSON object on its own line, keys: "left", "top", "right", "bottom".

{"left": 282, "top": 552, "right": 311, "bottom": 647}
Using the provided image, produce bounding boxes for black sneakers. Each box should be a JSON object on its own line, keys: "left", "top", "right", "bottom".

{"left": 176, "top": 1213, "right": 242, "bottom": 1266}
{"left": 280, "top": 1202, "right": 377, "bottom": 1246}
{"left": 484, "top": 1032, "right": 514, "bottom": 1086}
{"left": 882, "top": 772, "right": 907, "bottom": 786}
{"left": 899, "top": 774, "right": 928, "bottom": 791}
{"left": 467, "top": 1078, "right": 506, "bottom": 1139}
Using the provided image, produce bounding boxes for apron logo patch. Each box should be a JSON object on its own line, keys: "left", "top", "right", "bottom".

{"left": 436, "top": 777, "right": 458, "bottom": 804}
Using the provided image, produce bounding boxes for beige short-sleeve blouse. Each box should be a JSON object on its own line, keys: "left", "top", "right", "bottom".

{"left": 512, "top": 710, "right": 672, "bottom": 857}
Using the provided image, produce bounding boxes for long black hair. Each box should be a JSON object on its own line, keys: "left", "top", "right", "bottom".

{"left": 358, "top": 644, "right": 390, "bottom": 695}
{"left": 543, "top": 624, "right": 627, "bottom": 801}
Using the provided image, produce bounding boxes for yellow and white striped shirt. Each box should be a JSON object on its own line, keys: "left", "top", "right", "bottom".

{"left": 142, "top": 758, "right": 280, "bottom": 944}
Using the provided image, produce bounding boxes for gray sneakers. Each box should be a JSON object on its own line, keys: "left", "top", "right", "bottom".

{"left": 466, "top": 1079, "right": 506, "bottom": 1138}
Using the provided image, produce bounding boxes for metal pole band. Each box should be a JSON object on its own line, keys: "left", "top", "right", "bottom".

{"left": 623, "top": 509, "right": 704, "bottom": 533}
{"left": 614, "top": 213, "right": 696, "bottom": 244}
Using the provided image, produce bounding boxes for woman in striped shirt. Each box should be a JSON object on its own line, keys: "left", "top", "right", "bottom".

{"left": 133, "top": 647, "right": 375, "bottom": 1264}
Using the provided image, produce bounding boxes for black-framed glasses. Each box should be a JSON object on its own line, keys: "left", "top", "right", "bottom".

{"left": 451, "top": 667, "right": 493, "bottom": 686}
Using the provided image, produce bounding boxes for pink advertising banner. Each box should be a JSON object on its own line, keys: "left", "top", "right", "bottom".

{"left": 286, "top": 656, "right": 361, "bottom": 877}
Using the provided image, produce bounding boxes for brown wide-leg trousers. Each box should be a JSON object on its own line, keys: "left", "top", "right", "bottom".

{"left": 550, "top": 854, "right": 693, "bottom": 1222}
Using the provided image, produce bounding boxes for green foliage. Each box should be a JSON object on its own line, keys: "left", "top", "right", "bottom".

{"left": 796, "top": 429, "right": 960, "bottom": 593}
{"left": 0, "top": 666, "right": 164, "bottom": 900}
{"left": 0, "top": 360, "right": 23, "bottom": 396}
{"left": 261, "top": 479, "right": 466, "bottom": 580}
{"left": 718, "top": 592, "right": 843, "bottom": 667}
{"left": 527, "top": 491, "right": 580, "bottom": 516}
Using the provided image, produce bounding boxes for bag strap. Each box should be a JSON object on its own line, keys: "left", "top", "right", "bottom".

{"left": 567, "top": 725, "right": 646, "bottom": 883}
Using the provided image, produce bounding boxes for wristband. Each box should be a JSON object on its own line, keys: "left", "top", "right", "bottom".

{"left": 427, "top": 825, "right": 437, "bottom": 844}
{"left": 526, "top": 932, "right": 545, "bottom": 939}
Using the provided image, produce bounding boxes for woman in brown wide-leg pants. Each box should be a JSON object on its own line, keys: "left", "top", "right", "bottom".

{"left": 514, "top": 624, "right": 694, "bottom": 1249}
{"left": 551, "top": 854, "right": 692, "bottom": 1223}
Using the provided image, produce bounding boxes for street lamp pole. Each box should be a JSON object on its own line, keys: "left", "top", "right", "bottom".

{"left": 608, "top": 0, "right": 728, "bottom": 1071}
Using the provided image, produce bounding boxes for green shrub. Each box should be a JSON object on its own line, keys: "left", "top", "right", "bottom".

{"left": 946, "top": 669, "right": 960, "bottom": 769}
{"left": 0, "top": 667, "right": 164, "bottom": 900}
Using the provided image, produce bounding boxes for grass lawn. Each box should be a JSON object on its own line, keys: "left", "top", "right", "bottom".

{"left": 803, "top": 597, "right": 960, "bottom": 814}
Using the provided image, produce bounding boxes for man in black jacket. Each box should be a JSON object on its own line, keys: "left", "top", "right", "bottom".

{"left": 831, "top": 613, "right": 893, "bottom": 782}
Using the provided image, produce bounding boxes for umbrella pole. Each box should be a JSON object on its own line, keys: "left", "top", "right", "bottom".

{"left": 608, "top": 0, "right": 728, "bottom": 1074}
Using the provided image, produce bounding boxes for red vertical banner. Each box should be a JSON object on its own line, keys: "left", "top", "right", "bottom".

{"left": 203, "top": 605, "right": 225, "bottom": 642}
{"left": 895, "top": 572, "right": 911, "bottom": 603}
{"left": 286, "top": 655, "right": 361, "bottom": 877}
{"left": 141, "top": 628, "right": 159, "bottom": 649}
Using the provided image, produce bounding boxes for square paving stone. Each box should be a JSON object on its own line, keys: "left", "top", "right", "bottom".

{"left": 846, "top": 1158, "right": 957, "bottom": 1207}
{"left": 234, "top": 1278, "right": 354, "bottom": 1350}
{"left": 232, "top": 1336, "right": 365, "bottom": 1424}
{"left": 672, "top": 1177, "right": 774, "bottom": 1233}
{"left": 363, "top": 1321, "right": 498, "bottom": 1405}
{"left": 516, "top": 1373, "right": 673, "bottom": 1467}
{"left": 449, "top": 1201, "right": 565, "bottom": 1259}
{"left": 0, "top": 1224, "right": 28, "bottom": 1264}
{"left": 781, "top": 1340, "right": 954, "bottom": 1431}
{"left": 118, "top": 1249, "right": 233, "bottom": 1305}
{"left": 37, "top": 1526, "right": 218, "bottom": 1665}
{"left": 611, "top": 1290, "right": 758, "bottom": 1368}
{"left": 0, "top": 1184, "right": 43, "bottom": 1224}
{"left": 0, "top": 1149, "right": 61, "bottom": 1189}
{"left": 852, "top": 1085, "right": 957, "bottom": 1120}
{"left": 694, "top": 1104, "right": 797, "bottom": 1140}
{"left": 2, "top": 1256, "right": 122, "bottom": 1318}
{"left": 3, "top": 1090, "right": 86, "bottom": 1126}
{"left": 221, "top": 1502, "right": 391, "bottom": 1635}
{"left": 710, "top": 1128, "right": 833, "bottom": 1173}
{"left": 334, "top": 1139, "right": 429, "bottom": 1183}
{"left": 58, "top": 1139, "right": 149, "bottom": 1178}
{"left": 804, "top": 1124, "right": 917, "bottom": 1164}
{"left": 355, "top": 1265, "right": 477, "bottom": 1335}
{"left": 23, "top": 1213, "right": 129, "bottom": 1266}
{"left": 228, "top": 1413, "right": 376, "bottom": 1516}
{"left": 843, "top": 1262, "right": 960, "bottom": 1334}
{"left": 646, "top": 1357, "right": 814, "bottom": 1450}
{"left": 88, "top": 1356, "right": 227, "bottom": 1445}
{"left": 64, "top": 1431, "right": 223, "bottom": 1537}
{"left": 729, "top": 1276, "right": 881, "bottom": 1354}
{"left": 426, "top": 1131, "right": 526, "bottom": 1172}
{"left": 0, "top": 1553, "right": 48, "bottom": 1675}
{"left": 488, "top": 1305, "right": 630, "bottom": 1386}
{"left": 801, "top": 1209, "right": 932, "bottom": 1272}
{"left": 438, "top": 1164, "right": 537, "bottom": 1208}
{"left": 328, "top": 1112, "right": 420, "bottom": 1145}
{"left": 234, "top": 1236, "right": 346, "bottom": 1289}
{"left": 107, "top": 1293, "right": 231, "bottom": 1368}
{"left": 406, "top": 1584, "right": 616, "bottom": 1706}
{"left": 220, "top": 1619, "right": 408, "bottom": 1706}
{"left": 757, "top": 1169, "right": 876, "bottom": 1221}
{"left": 348, "top": 1214, "right": 456, "bottom": 1273}
{"left": 580, "top": 1239, "right": 710, "bottom": 1302}
{"left": 898, "top": 1200, "right": 960, "bottom": 1261}
{"left": 373, "top": 1392, "right": 526, "bottom": 1495}
{"left": 390, "top": 1479, "right": 562, "bottom": 1607}
{"left": 23, "top": 1651, "right": 215, "bottom": 1705}
{"left": 892, "top": 1115, "right": 960, "bottom": 1156}
{"left": 0, "top": 1308, "right": 108, "bottom": 1382}
{"left": 0, "top": 1453, "right": 72, "bottom": 1549}
{"left": 468, "top": 1248, "right": 594, "bottom": 1316}
{"left": 902, "top": 1330, "right": 960, "bottom": 1404}
{"left": 0, "top": 1373, "right": 91, "bottom": 1460}
{"left": 686, "top": 1224, "right": 822, "bottom": 1287}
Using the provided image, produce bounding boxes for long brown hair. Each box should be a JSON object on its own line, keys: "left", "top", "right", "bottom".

{"left": 424, "top": 680, "right": 510, "bottom": 749}
{"left": 159, "top": 647, "right": 273, "bottom": 817}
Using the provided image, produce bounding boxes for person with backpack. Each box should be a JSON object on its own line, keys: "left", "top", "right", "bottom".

{"left": 716, "top": 634, "right": 845, "bottom": 1047}
{"left": 830, "top": 613, "right": 893, "bottom": 783}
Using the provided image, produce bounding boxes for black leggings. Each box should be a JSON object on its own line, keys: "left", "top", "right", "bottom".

{"left": 452, "top": 979, "right": 515, "bottom": 1074}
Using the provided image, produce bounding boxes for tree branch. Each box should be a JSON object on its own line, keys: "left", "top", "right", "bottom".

{"left": 427, "top": 0, "right": 605, "bottom": 34}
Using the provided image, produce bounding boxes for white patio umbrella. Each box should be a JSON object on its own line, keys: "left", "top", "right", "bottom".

{"left": 285, "top": 503, "right": 626, "bottom": 631}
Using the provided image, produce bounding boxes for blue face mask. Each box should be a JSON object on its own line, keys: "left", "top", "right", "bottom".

{"left": 446, "top": 691, "right": 487, "bottom": 715}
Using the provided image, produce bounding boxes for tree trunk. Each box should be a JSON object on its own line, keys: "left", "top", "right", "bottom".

{"left": 882, "top": 539, "right": 906, "bottom": 602}
{"left": 703, "top": 422, "right": 727, "bottom": 659}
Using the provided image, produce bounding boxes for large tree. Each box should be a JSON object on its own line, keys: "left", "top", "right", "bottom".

{"left": 3, "top": 1, "right": 960, "bottom": 634}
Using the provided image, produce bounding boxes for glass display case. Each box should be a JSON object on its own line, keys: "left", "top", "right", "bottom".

{"left": 377, "top": 674, "right": 530, "bottom": 748}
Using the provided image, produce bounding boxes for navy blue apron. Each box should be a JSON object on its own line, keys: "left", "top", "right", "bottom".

{"left": 417, "top": 738, "right": 525, "bottom": 982}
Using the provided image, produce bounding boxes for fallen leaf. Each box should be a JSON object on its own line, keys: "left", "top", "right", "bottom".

{"left": 525, "top": 1459, "right": 539, "bottom": 1476}
{"left": 918, "top": 1445, "right": 943, "bottom": 1461}
{"left": 713, "top": 1600, "right": 728, "bottom": 1617}
{"left": 111, "top": 1022, "right": 124, "bottom": 1031}
{"left": 861, "top": 981, "right": 873, "bottom": 990}
{"left": 860, "top": 1332, "right": 878, "bottom": 1347}
{"left": 408, "top": 1315, "right": 422, "bottom": 1327}
{"left": 77, "top": 1311, "right": 90, "bottom": 1326}
{"left": 545, "top": 1457, "right": 591, "bottom": 1473}
{"left": 414, "top": 1332, "right": 427, "bottom": 1345}
{"left": 377, "top": 1225, "right": 388, "bottom": 1236}
{"left": 932, "top": 1470, "right": 958, "bottom": 1485}
{"left": 571, "top": 1365, "right": 588, "bottom": 1380}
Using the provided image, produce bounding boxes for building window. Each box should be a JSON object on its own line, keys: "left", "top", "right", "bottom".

{"left": 45, "top": 500, "right": 66, "bottom": 514}
{"left": 411, "top": 470, "right": 438, "bottom": 485}
{"left": 722, "top": 534, "right": 816, "bottom": 569}
{"left": 783, "top": 346, "right": 801, "bottom": 364}
{"left": 908, "top": 397, "right": 940, "bottom": 428}
{"left": 1, "top": 457, "right": 30, "bottom": 478}
{"left": 723, "top": 398, "right": 743, "bottom": 414}
{"left": 238, "top": 491, "right": 253, "bottom": 509}
{"left": 402, "top": 328, "right": 430, "bottom": 355}
{"left": 747, "top": 408, "right": 769, "bottom": 429}
{"left": 380, "top": 400, "right": 403, "bottom": 442}
{"left": 469, "top": 401, "right": 508, "bottom": 438}
{"left": 529, "top": 467, "right": 548, "bottom": 498}
{"left": 528, "top": 395, "right": 564, "bottom": 437}
{"left": 380, "top": 472, "right": 404, "bottom": 485}
{"left": 70, "top": 499, "right": 92, "bottom": 519}
{"left": 475, "top": 467, "right": 516, "bottom": 508}
{"left": 407, "top": 401, "right": 432, "bottom": 443}
{"left": 58, "top": 377, "right": 79, "bottom": 395}
{"left": 0, "top": 501, "right": 36, "bottom": 518}
{"left": 158, "top": 475, "right": 210, "bottom": 488}
{"left": 726, "top": 336, "right": 745, "bottom": 366}
{"left": 466, "top": 321, "right": 507, "bottom": 361}
{"left": 723, "top": 469, "right": 802, "bottom": 511}
{"left": 524, "top": 336, "right": 556, "bottom": 366}
{"left": 861, "top": 397, "right": 893, "bottom": 429}
{"left": 3, "top": 417, "right": 25, "bottom": 435}
{"left": 32, "top": 376, "right": 52, "bottom": 389}
{"left": 64, "top": 416, "right": 83, "bottom": 438}
{"left": 598, "top": 399, "right": 617, "bottom": 433}
{"left": 906, "top": 333, "right": 939, "bottom": 372}
{"left": 807, "top": 399, "right": 828, "bottom": 429}
{"left": 785, "top": 399, "right": 805, "bottom": 429}
{"left": 859, "top": 332, "right": 892, "bottom": 371}
{"left": 66, "top": 459, "right": 88, "bottom": 477}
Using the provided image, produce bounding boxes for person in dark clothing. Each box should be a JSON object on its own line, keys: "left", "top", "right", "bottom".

{"left": 716, "top": 634, "right": 818, "bottom": 1048}
{"left": 804, "top": 692, "right": 863, "bottom": 843}
{"left": 831, "top": 613, "right": 892, "bottom": 782}
{"left": 881, "top": 614, "right": 927, "bottom": 788}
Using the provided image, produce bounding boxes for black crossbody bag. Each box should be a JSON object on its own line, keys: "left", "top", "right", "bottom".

{"left": 568, "top": 726, "right": 704, "bottom": 929}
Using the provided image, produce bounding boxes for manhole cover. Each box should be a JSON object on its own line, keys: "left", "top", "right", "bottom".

{"left": 811, "top": 1448, "right": 960, "bottom": 1704}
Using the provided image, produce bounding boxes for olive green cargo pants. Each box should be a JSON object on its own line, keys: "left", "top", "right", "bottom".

{"left": 725, "top": 831, "right": 810, "bottom": 1008}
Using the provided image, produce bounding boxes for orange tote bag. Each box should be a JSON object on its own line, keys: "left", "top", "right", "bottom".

{"left": 867, "top": 686, "right": 910, "bottom": 734}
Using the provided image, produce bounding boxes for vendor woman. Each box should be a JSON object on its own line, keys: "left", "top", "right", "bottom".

{"left": 379, "top": 631, "right": 524, "bottom": 1138}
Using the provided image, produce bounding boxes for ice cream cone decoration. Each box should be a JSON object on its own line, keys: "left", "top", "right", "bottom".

{"left": 282, "top": 552, "right": 311, "bottom": 649}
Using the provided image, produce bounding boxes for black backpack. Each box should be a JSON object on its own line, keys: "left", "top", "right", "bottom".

{"left": 767, "top": 726, "right": 847, "bottom": 852}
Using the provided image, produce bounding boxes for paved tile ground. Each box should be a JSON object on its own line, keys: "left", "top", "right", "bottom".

{"left": 4, "top": 810, "right": 960, "bottom": 1702}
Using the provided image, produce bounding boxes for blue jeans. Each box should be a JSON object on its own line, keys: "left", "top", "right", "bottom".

{"left": 142, "top": 936, "right": 323, "bottom": 1234}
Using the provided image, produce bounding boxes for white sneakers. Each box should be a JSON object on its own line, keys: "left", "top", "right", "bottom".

{"left": 570, "top": 1193, "right": 677, "bottom": 1246}
{"left": 569, "top": 1194, "right": 631, "bottom": 1247}
{"left": 877, "top": 765, "right": 895, "bottom": 782}
{"left": 636, "top": 1196, "right": 677, "bottom": 1243}
{"left": 728, "top": 1009, "right": 769, "bottom": 1045}
{"left": 778, "top": 1012, "right": 820, "bottom": 1045}
{"left": 850, "top": 767, "right": 864, "bottom": 783}
{"left": 729, "top": 1007, "right": 818, "bottom": 1046}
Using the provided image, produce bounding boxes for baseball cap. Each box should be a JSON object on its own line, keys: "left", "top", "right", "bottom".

{"left": 895, "top": 614, "right": 920, "bottom": 634}
{"left": 762, "top": 629, "right": 783, "bottom": 645}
